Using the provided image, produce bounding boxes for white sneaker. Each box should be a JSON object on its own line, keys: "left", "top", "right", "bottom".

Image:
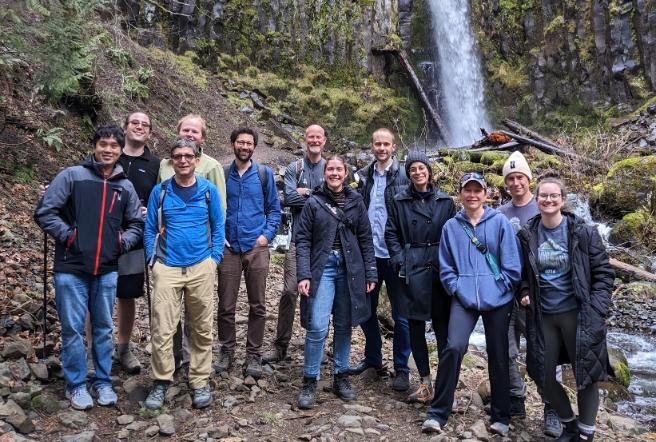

{"left": 91, "top": 383, "right": 118, "bottom": 406}
{"left": 490, "top": 421, "right": 509, "bottom": 437}
{"left": 421, "top": 418, "right": 443, "bottom": 433}
{"left": 65, "top": 385, "right": 93, "bottom": 410}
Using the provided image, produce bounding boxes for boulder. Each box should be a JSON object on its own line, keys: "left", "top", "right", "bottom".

{"left": 595, "top": 156, "right": 656, "bottom": 217}
{"left": 607, "top": 347, "right": 631, "bottom": 387}
{"left": 28, "top": 363, "right": 49, "bottom": 381}
{"left": 1, "top": 339, "right": 34, "bottom": 360}
{"left": 57, "top": 410, "right": 88, "bottom": 429}
{"left": 31, "top": 393, "right": 60, "bottom": 415}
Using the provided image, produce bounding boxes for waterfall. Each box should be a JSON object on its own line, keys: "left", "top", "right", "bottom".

{"left": 428, "top": 0, "right": 490, "bottom": 146}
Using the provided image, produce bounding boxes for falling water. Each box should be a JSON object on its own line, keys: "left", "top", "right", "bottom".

{"left": 428, "top": 0, "right": 490, "bottom": 146}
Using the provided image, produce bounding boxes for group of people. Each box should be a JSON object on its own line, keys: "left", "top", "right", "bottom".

{"left": 34, "top": 115, "right": 614, "bottom": 441}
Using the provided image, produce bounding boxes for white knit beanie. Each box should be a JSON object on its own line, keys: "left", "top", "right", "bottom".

{"left": 502, "top": 151, "right": 532, "bottom": 180}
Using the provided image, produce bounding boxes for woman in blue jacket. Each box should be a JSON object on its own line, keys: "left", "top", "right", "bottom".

{"left": 422, "top": 173, "right": 522, "bottom": 437}
{"left": 295, "top": 155, "right": 377, "bottom": 409}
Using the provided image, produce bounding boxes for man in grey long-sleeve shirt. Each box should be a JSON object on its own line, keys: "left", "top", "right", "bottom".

{"left": 262, "top": 125, "right": 327, "bottom": 363}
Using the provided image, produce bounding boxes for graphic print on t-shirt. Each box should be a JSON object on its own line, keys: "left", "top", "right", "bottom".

{"left": 537, "top": 238, "right": 570, "bottom": 277}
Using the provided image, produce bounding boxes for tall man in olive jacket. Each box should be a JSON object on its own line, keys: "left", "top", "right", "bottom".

{"left": 349, "top": 128, "right": 412, "bottom": 392}
{"left": 35, "top": 125, "right": 144, "bottom": 410}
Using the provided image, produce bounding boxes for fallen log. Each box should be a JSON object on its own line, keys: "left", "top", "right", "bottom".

{"left": 609, "top": 258, "right": 656, "bottom": 283}
{"left": 500, "top": 130, "right": 603, "bottom": 168}
{"left": 501, "top": 118, "right": 562, "bottom": 149}
{"left": 372, "top": 47, "right": 449, "bottom": 143}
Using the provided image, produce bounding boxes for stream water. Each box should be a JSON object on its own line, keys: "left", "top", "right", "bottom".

{"left": 428, "top": 0, "right": 490, "bottom": 146}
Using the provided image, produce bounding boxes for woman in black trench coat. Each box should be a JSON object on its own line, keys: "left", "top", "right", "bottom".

{"left": 385, "top": 150, "right": 455, "bottom": 403}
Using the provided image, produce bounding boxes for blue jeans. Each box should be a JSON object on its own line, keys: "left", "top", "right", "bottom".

{"left": 54, "top": 271, "right": 118, "bottom": 390}
{"left": 359, "top": 257, "right": 411, "bottom": 373}
{"left": 303, "top": 251, "right": 352, "bottom": 379}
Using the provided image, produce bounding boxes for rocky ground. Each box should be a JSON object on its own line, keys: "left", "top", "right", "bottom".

{"left": 1, "top": 252, "right": 655, "bottom": 442}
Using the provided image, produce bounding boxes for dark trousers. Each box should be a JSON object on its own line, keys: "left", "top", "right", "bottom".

{"left": 273, "top": 242, "right": 297, "bottom": 351}
{"left": 428, "top": 298, "right": 513, "bottom": 426}
{"left": 543, "top": 310, "right": 599, "bottom": 427}
{"left": 217, "top": 245, "right": 270, "bottom": 356}
{"left": 408, "top": 288, "right": 451, "bottom": 378}
{"left": 358, "top": 258, "right": 411, "bottom": 373}
{"left": 508, "top": 302, "right": 527, "bottom": 398}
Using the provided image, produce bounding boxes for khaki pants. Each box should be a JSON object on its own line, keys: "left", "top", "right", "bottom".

{"left": 150, "top": 258, "right": 216, "bottom": 389}
{"left": 217, "top": 245, "right": 269, "bottom": 355}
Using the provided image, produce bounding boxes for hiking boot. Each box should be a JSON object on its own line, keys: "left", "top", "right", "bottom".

{"left": 490, "top": 421, "right": 510, "bottom": 437}
{"left": 192, "top": 386, "right": 213, "bottom": 409}
{"left": 262, "top": 346, "right": 287, "bottom": 364}
{"left": 348, "top": 360, "right": 385, "bottom": 376}
{"left": 391, "top": 371, "right": 410, "bottom": 392}
{"left": 297, "top": 377, "right": 317, "bottom": 410}
{"left": 510, "top": 395, "right": 526, "bottom": 418}
{"left": 65, "top": 385, "right": 93, "bottom": 410}
{"left": 244, "top": 354, "right": 263, "bottom": 379}
{"left": 421, "top": 418, "right": 443, "bottom": 434}
{"left": 91, "top": 383, "right": 118, "bottom": 406}
{"left": 144, "top": 382, "right": 168, "bottom": 410}
{"left": 407, "top": 383, "right": 433, "bottom": 404}
{"left": 333, "top": 373, "right": 356, "bottom": 402}
{"left": 213, "top": 348, "right": 234, "bottom": 374}
{"left": 544, "top": 404, "right": 563, "bottom": 438}
{"left": 115, "top": 346, "right": 141, "bottom": 375}
{"left": 556, "top": 419, "right": 579, "bottom": 442}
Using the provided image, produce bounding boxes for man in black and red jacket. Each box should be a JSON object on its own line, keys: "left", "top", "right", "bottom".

{"left": 35, "top": 124, "right": 143, "bottom": 411}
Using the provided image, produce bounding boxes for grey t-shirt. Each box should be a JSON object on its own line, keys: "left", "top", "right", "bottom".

{"left": 499, "top": 197, "right": 539, "bottom": 233}
{"left": 537, "top": 217, "right": 577, "bottom": 314}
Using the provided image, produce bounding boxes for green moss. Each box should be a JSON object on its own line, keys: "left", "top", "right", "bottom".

{"left": 271, "top": 254, "right": 284, "bottom": 266}
{"left": 545, "top": 15, "right": 566, "bottom": 36}
{"left": 489, "top": 59, "right": 530, "bottom": 91}
{"left": 453, "top": 161, "right": 489, "bottom": 174}
{"left": 484, "top": 173, "right": 506, "bottom": 189}
{"left": 480, "top": 151, "right": 509, "bottom": 165}
{"left": 151, "top": 48, "right": 208, "bottom": 90}
{"left": 599, "top": 156, "right": 656, "bottom": 217}
{"left": 534, "top": 155, "right": 563, "bottom": 170}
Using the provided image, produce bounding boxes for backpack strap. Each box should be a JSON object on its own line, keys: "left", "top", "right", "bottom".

{"left": 459, "top": 221, "right": 502, "bottom": 281}
{"left": 295, "top": 158, "right": 304, "bottom": 182}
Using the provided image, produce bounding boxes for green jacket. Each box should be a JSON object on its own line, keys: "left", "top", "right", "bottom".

{"left": 158, "top": 151, "right": 227, "bottom": 217}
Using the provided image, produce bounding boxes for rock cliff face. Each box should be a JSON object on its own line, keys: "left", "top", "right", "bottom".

{"left": 470, "top": 0, "right": 656, "bottom": 119}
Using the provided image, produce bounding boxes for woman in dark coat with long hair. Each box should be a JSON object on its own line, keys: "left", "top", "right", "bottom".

{"left": 295, "top": 155, "right": 377, "bottom": 410}
{"left": 518, "top": 174, "right": 614, "bottom": 442}
{"left": 385, "top": 150, "right": 455, "bottom": 403}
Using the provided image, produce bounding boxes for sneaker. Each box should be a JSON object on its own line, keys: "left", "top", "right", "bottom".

{"left": 262, "top": 346, "right": 287, "bottom": 364}
{"left": 490, "top": 421, "right": 509, "bottom": 437}
{"left": 333, "top": 373, "right": 356, "bottom": 401}
{"left": 91, "top": 383, "right": 118, "bottom": 406}
{"left": 391, "top": 371, "right": 410, "bottom": 391}
{"left": 65, "top": 385, "right": 93, "bottom": 410}
{"left": 510, "top": 395, "right": 527, "bottom": 418}
{"left": 192, "top": 386, "right": 213, "bottom": 409}
{"left": 421, "top": 418, "right": 443, "bottom": 434}
{"left": 297, "top": 377, "right": 317, "bottom": 409}
{"left": 407, "top": 383, "right": 433, "bottom": 404}
{"left": 244, "top": 354, "right": 263, "bottom": 379}
{"left": 115, "top": 346, "right": 141, "bottom": 375}
{"left": 213, "top": 348, "right": 234, "bottom": 374}
{"left": 544, "top": 404, "right": 563, "bottom": 438}
{"left": 144, "top": 382, "right": 168, "bottom": 410}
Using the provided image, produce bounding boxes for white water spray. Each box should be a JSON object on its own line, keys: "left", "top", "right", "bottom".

{"left": 428, "top": 0, "right": 490, "bottom": 146}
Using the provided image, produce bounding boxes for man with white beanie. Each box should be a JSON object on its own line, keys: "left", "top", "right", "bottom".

{"left": 499, "top": 150, "right": 562, "bottom": 438}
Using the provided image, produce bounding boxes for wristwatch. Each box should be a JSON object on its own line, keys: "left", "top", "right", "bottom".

{"left": 304, "top": 189, "right": 311, "bottom": 197}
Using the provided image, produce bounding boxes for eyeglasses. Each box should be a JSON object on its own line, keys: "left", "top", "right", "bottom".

{"left": 234, "top": 140, "right": 255, "bottom": 147}
{"left": 128, "top": 120, "right": 151, "bottom": 128}
{"left": 537, "top": 193, "right": 562, "bottom": 200}
{"left": 171, "top": 153, "right": 197, "bottom": 162}
{"left": 538, "top": 193, "right": 562, "bottom": 201}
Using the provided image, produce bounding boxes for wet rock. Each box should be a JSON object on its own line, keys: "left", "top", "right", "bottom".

{"left": 156, "top": 413, "right": 175, "bottom": 436}
{"left": 471, "top": 419, "right": 489, "bottom": 440}
{"left": 1, "top": 339, "right": 34, "bottom": 359}
{"left": 116, "top": 414, "right": 134, "bottom": 425}
{"left": 61, "top": 431, "right": 95, "bottom": 442}
{"left": 608, "top": 347, "right": 631, "bottom": 387}
{"left": 58, "top": 410, "right": 88, "bottom": 429}
{"left": 31, "top": 392, "right": 59, "bottom": 415}
{"left": 29, "top": 363, "right": 48, "bottom": 381}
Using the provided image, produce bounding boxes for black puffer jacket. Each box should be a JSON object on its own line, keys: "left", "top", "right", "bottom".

{"left": 385, "top": 185, "right": 455, "bottom": 321}
{"left": 518, "top": 212, "right": 615, "bottom": 391}
{"left": 355, "top": 158, "right": 409, "bottom": 209}
{"left": 296, "top": 184, "right": 377, "bottom": 328}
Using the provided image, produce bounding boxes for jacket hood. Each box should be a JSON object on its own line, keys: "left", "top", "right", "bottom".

{"left": 81, "top": 155, "right": 126, "bottom": 180}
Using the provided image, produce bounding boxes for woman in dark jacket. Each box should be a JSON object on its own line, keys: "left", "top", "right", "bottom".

{"left": 295, "top": 155, "right": 377, "bottom": 409}
{"left": 518, "top": 175, "right": 614, "bottom": 442}
{"left": 385, "top": 150, "right": 455, "bottom": 403}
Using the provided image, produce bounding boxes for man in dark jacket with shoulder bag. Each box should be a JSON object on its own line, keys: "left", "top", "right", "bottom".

{"left": 349, "top": 128, "right": 412, "bottom": 392}
{"left": 35, "top": 125, "right": 144, "bottom": 410}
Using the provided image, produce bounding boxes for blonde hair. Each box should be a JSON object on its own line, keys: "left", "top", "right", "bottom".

{"left": 176, "top": 114, "right": 207, "bottom": 138}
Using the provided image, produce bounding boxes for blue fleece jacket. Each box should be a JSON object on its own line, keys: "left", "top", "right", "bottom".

{"left": 144, "top": 175, "right": 225, "bottom": 267}
{"left": 439, "top": 206, "right": 521, "bottom": 311}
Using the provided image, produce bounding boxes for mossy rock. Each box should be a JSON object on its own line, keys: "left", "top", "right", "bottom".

{"left": 484, "top": 173, "right": 505, "bottom": 189}
{"left": 439, "top": 148, "right": 471, "bottom": 162}
{"left": 609, "top": 210, "right": 649, "bottom": 246}
{"left": 489, "top": 159, "right": 507, "bottom": 174}
{"left": 533, "top": 155, "right": 563, "bottom": 171}
{"left": 462, "top": 353, "right": 487, "bottom": 369}
{"left": 597, "top": 155, "right": 656, "bottom": 217}
{"left": 31, "top": 392, "right": 60, "bottom": 415}
{"left": 452, "top": 160, "right": 489, "bottom": 174}
{"left": 608, "top": 347, "right": 631, "bottom": 388}
{"left": 480, "top": 151, "right": 509, "bottom": 166}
